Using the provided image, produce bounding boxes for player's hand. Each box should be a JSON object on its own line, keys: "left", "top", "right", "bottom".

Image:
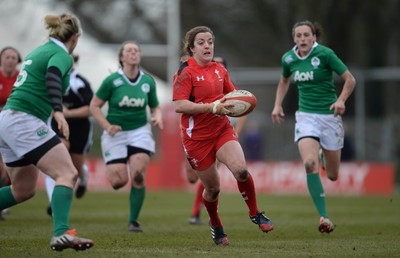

{"left": 151, "top": 112, "right": 164, "bottom": 130}
{"left": 106, "top": 124, "right": 122, "bottom": 137}
{"left": 53, "top": 111, "right": 70, "bottom": 140}
{"left": 330, "top": 100, "right": 345, "bottom": 116}
{"left": 271, "top": 106, "right": 285, "bottom": 124}
{"left": 212, "top": 98, "right": 233, "bottom": 116}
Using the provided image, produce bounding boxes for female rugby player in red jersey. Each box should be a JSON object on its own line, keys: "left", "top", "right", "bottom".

{"left": 172, "top": 26, "right": 273, "bottom": 246}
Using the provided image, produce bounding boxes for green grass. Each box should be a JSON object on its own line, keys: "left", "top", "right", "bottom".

{"left": 1, "top": 190, "right": 399, "bottom": 258}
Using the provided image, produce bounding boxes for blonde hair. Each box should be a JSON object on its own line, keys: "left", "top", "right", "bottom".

{"left": 44, "top": 12, "right": 82, "bottom": 43}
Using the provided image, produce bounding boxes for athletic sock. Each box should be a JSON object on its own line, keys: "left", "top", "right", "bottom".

{"left": 0, "top": 186, "right": 17, "bottom": 210}
{"left": 52, "top": 185, "right": 73, "bottom": 236}
{"left": 45, "top": 175, "right": 56, "bottom": 202}
{"left": 307, "top": 172, "right": 328, "bottom": 218}
{"left": 237, "top": 173, "right": 258, "bottom": 216}
{"left": 129, "top": 187, "right": 145, "bottom": 222}
{"left": 79, "top": 164, "right": 89, "bottom": 186}
{"left": 191, "top": 182, "right": 204, "bottom": 217}
{"left": 203, "top": 198, "right": 222, "bottom": 227}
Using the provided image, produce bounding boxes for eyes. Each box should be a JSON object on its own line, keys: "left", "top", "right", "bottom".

{"left": 2, "top": 55, "right": 18, "bottom": 62}
{"left": 195, "top": 39, "right": 213, "bottom": 47}
{"left": 295, "top": 32, "right": 312, "bottom": 39}
{"left": 124, "top": 45, "right": 140, "bottom": 55}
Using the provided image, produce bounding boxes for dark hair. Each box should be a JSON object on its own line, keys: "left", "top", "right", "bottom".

{"left": 182, "top": 26, "right": 214, "bottom": 58}
{"left": 118, "top": 40, "right": 140, "bottom": 67}
{"left": 292, "top": 20, "right": 324, "bottom": 42}
{"left": 72, "top": 54, "right": 79, "bottom": 63}
{"left": 0, "top": 46, "right": 22, "bottom": 65}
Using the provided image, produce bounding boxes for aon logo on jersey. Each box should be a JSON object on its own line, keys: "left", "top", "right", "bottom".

{"left": 119, "top": 96, "right": 145, "bottom": 107}
{"left": 294, "top": 71, "right": 313, "bottom": 82}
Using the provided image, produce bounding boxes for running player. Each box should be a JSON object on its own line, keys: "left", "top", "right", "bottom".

{"left": 173, "top": 26, "right": 273, "bottom": 246}
{"left": 90, "top": 40, "right": 163, "bottom": 232}
{"left": 271, "top": 20, "right": 356, "bottom": 233}
{"left": 0, "top": 12, "right": 94, "bottom": 251}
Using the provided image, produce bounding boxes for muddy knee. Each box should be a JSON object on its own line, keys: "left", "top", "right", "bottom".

{"left": 238, "top": 169, "right": 249, "bottom": 181}
{"left": 304, "top": 159, "right": 317, "bottom": 173}
{"left": 133, "top": 172, "right": 144, "bottom": 185}
{"left": 210, "top": 189, "right": 220, "bottom": 199}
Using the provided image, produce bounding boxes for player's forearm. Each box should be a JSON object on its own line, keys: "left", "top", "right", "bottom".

{"left": 173, "top": 100, "right": 213, "bottom": 114}
{"left": 64, "top": 105, "right": 91, "bottom": 118}
{"left": 338, "top": 70, "right": 356, "bottom": 103}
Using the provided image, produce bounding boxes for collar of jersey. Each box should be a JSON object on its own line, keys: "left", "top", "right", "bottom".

{"left": 292, "top": 42, "right": 318, "bottom": 60}
{"left": 188, "top": 57, "right": 214, "bottom": 68}
{"left": 49, "top": 37, "right": 69, "bottom": 53}
{"left": 118, "top": 68, "right": 143, "bottom": 85}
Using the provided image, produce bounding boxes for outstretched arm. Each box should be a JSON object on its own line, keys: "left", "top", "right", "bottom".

{"left": 271, "top": 76, "right": 290, "bottom": 124}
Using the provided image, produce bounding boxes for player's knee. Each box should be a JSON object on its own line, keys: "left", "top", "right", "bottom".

{"left": 327, "top": 173, "right": 338, "bottom": 181}
{"left": 133, "top": 172, "right": 144, "bottom": 185}
{"left": 112, "top": 182, "right": 125, "bottom": 190}
{"left": 328, "top": 175, "right": 338, "bottom": 181}
{"left": 205, "top": 187, "right": 220, "bottom": 200}
{"left": 210, "top": 189, "right": 220, "bottom": 200}
{"left": 187, "top": 177, "right": 198, "bottom": 184}
{"left": 237, "top": 169, "right": 249, "bottom": 181}
{"left": 304, "top": 159, "right": 317, "bottom": 173}
{"left": 111, "top": 177, "right": 128, "bottom": 190}
{"left": 60, "top": 169, "right": 79, "bottom": 186}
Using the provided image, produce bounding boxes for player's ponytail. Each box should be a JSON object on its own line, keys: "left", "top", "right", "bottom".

{"left": 44, "top": 12, "right": 82, "bottom": 43}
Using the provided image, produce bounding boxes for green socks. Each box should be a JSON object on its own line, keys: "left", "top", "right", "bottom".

{"left": 51, "top": 185, "right": 73, "bottom": 236}
{"left": 129, "top": 187, "right": 145, "bottom": 222}
{"left": 0, "top": 186, "right": 17, "bottom": 210}
{"left": 307, "top": 173, "right": 328, "bottom": 218}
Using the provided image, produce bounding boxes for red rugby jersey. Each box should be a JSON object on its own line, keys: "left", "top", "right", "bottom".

{"left": 0, "top": 70, "right": 19, "bottom": 108}
{"left": 172, "top": 57, "right": 236, "bottom": 140}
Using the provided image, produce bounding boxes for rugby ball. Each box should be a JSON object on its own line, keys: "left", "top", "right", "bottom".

{"left": 223, "top": 90, "right": 257, "bottom": 117}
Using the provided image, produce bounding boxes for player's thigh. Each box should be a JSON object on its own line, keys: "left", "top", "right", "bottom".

{"left": 37, "top": 143, "right": 77, "bottom": 187}
{"left": 185, "top": 159, "right": 199, "bottom": 184}
{"left": 323, "top": 149, "right": 341, "bottom": 180}
{"left": 217, "top": 140, "right": 246, "bottom": 173}
{"left": 70, "top": 152, "right": 86, "bottom": 175}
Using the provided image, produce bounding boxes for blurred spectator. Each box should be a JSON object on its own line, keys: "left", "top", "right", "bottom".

{"left": 244, "top": 121, "right": 263, "bottom": 161}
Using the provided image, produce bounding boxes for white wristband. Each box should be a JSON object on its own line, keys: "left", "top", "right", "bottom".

{"left": 212, "top": 102, "right": 218, "bottom": 114}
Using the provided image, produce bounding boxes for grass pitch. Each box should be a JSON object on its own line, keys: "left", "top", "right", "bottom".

{"left": 0, "top": 190, "right": 399, "bottom": 258}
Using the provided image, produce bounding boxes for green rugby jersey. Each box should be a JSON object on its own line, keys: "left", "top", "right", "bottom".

{"left": 4, "top": 39, "right": 72, "bottom": 122}
{"left": 96, "top": 69, "right": 159, "bottom": 131}
{"left": 281, "top": 43, "right": 347, "bottom": 114}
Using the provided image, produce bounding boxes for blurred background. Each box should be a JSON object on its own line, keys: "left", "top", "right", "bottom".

{"left": 1, "top": 0, "right": 399, "bottom": 190}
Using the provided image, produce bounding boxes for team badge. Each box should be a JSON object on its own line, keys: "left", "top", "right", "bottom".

{"left": 311, "top": 57, "right": 320, "bottom": 68}
{"left": 285, "top": 55, "right": 294, "bottom": 64}
{"left": 142, "top": 83, "right": 150, "bottom": 93}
